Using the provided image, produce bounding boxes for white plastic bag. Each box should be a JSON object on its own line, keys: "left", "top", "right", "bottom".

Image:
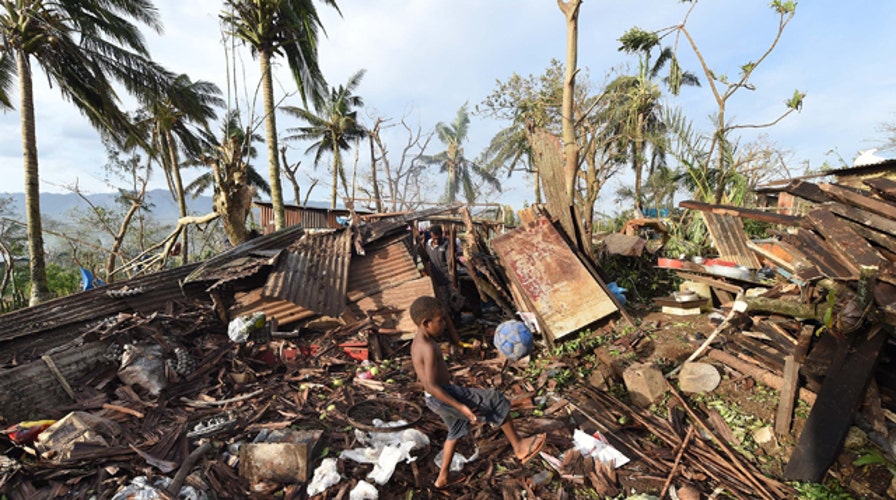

{"left": 307, "top": 458, "right": 341, "bottom": 496}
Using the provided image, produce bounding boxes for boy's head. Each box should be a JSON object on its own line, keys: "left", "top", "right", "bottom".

{"left": 410, "top": 296, "right": 446, "bottom": 336}
{"left": 429, "top": 224, "right": 443, "bottom": 242}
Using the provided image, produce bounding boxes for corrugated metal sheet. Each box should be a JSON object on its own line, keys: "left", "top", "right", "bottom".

{"left": 230, "top": 288, "right": 317, "bottom": 326}
{"left": 263, "top": 229, "right": 353, "bottom": 317}
{"left": 702, "top": 213, "right": 762, "bottom": 269}
{"left": 0, "top": 263, "right": 203, "bottom": 345}
{"left": 347, "top": 234, "right": 420, "bottom": 301}
{"left": 345, "top": 276, "right": 434, "bottom": 338}
{"left": 185, "top": 224, "right": 306, "bottom": 284}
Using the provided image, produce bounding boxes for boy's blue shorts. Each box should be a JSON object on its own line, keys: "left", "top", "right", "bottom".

{"left": 424, "top": 384, "right": 510, "bottom": 440}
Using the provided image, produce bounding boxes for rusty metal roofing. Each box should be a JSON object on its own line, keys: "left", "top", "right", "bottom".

{"left": 701, "top": 212, "right": 762, "bottom": 269}
{"left": 347, "top": 234, "right": 420, "bottom": 301}
{"left": 359, "top": 205, "right": 458, "bottom": 244}
{"left": 263, "top": 228, "right": 353, "bottom": 317}
{"left": 184, "top": 224, "right": 306, "bottom": 284}
{"left": 0, "top": 263, "right": 204, "bottom": 345}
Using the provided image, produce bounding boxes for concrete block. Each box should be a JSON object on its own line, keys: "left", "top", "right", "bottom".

{"left": 240, "top": 429, "right": 323, "bottom": 487}
{"left": 623, "top": 363, "right": 666, "bottom": 407}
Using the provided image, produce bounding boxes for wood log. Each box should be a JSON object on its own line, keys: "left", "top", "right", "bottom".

{"left": 706, "top": 349, "right": 817, "bottom": 406}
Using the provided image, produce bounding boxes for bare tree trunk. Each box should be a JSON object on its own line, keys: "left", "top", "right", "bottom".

{"left": 260, "top": 49, "right": 285, "bottom": 229}
{"left": 558, "top": 0, "right": 582, "bottom": 203}
{"left": 104, "top": 185, "right": 148, "bottom": 281}
{"left": 166, "top": 131, "right": 189, "bottom": 264}
{"left": 368, "top": 125, "right": 383, "bottom": 213}
{"left": 280, "top": 147, "right": 302, "bottom": 205}
{"left": 17, "top": 50, "right": 50, "bottom": 305}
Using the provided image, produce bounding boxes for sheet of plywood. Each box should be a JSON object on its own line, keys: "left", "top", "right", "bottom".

{"left": 491, "top": 217, "right": 616, "bottom": 341}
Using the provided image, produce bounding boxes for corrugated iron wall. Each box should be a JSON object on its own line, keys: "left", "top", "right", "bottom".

{"left": 263, "top": 229, "right": 353, "bottom": 317}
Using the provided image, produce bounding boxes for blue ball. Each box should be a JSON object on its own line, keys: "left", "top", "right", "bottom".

{"left": 494, "top": 320, "right": 534, "bottom": 361}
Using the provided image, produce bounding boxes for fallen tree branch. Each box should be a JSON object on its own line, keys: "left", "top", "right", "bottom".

{"left": 667, "top": 293, "right": 744, "bottom": 378}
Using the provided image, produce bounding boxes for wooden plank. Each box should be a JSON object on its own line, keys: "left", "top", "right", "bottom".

{"left": 702, "top": 213, "right": 762, "bottom": 269}
{"left": 734, "top": 335, "right": 786, "bottom": 373}
{"left": 747, "top": 241, "right": 796, "bottom": 273}
{"left": 784, "top": 326, "right": 887, "bottom": 482}
{"left": 781, "top": 180, "right": 832, "bottom": 203}
{"left": 819, "top": 183, "right": 896, "bottom": 219}
{"left": 793, "top": 325, "right": 815, "bottom": 364}
{"left": 842, "top": 220, "right": 896, "bottom": 262}
{"left": 491, "top": 217, "right": 617, "bottom": 342}
{"left": 827, "top": 202, "right": 896, "bottom": 238}
{"left": 674, "top": 272, "right": 744, "bottom": 294}
{"left": 864, "top": 177, "right": 896, "bottom": 202}
{"left": 806, "top": 210, "right": 884, "bottom": 268}
{"left": 775, "top": 355, "right": 800, "bottom": 435}
{"left": 679, "top": 200, "right": 800, "bottom": 225}
{"left": 783, "top": 228, "right": 858, "bottom": 279}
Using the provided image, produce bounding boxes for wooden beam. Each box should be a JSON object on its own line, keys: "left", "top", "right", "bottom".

{"left": 679, "top": 200, "right": 800, "bottom": 225}
{"left": 775, "top": 355, "right": 800, "bottom": 435}
{"left": 863, "top": 177, "right": 896, "bottom": 202}
{"left": 781, "top": 180, "right": 832, "bottom": 203}
{"left": 819, "top": 183, "right": 896, "bottom": 219}
{"left": 805, "top": 210, "right": 884, "bottom": 269}
{"left": 674, "top": 272, "right": 744, "bottom": 294}
{"left": 784, "top": 326, "right": 887, "bottom": 482}
{"left": 827, "top": 202, "right": 896, "bottom": 238}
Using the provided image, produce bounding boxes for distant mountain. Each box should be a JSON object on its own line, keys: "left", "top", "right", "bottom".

{"left": 1, "top": 189, "right": 215, "bottom": 225}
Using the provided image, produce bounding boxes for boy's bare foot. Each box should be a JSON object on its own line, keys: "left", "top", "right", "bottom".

{"left": 514, "top": 433, "right": 547, "bottom": 464}
{"left": 434, "top": 472, "right": 467, "bottom": 489}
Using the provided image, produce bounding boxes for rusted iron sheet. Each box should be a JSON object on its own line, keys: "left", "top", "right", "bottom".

{"left": 806, "top": 210, "right": 884, "bottom": 269}
{"left": 185, "top": 224, "right": 306, "bottom": 284}
{"left": 781, "top": 180, "right": 832, "bottom": 204}
{"left": 0, "top": 263, "right": 203, "bottom": 345}
{"left": 230, "top": 288, "right": 317, "bottom": 326}
{"left": 263, "top": 229, "right": 353, "bottom": 318}
{"left": 491, "top": 217, "right": 617, "bottom": 341}
{"left": 346, "top": 234, "right": 420, "bottom": 302}
{"left": 344, "top": 276, "right": 434, "bottom": 338}
{"left": 701, "top": 213, "right": 762, "bottom": 269}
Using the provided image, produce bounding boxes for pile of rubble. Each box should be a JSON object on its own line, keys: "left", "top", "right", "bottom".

{"left": 2, "top": 175, "right": 896, "bottom": 498}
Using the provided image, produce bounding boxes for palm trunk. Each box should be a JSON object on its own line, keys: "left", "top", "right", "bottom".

{"left": 260, "top": 49, "right": 285, "bottom": 230}
{"left": 558, "top": 0, "right": 582, "bottom": 204}
{"left": 17, "top": 50, "right": 50, "bottom": 305}
{"left": 331, "top": 153, "right": 339, "bottom": 209}
{"left": 633, "top": 113, "right": 645, "bottom": 215}
{"left": 166, "top": 131, "right": 189, "bottom": 264}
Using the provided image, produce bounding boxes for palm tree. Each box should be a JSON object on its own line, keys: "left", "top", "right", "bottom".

{"left": 612, "top": 29, "right": 700, "bottom": 214}
{"left": 0, "top": 0, "right": 171, "bottom": 305}
{"left": 422, "top": 104, "right": 501, "bottom": 204}
{"left": 284, "top": 69, "right": 366, "bottom": 208}
{"left": 135, "top": 75, "right": 223, "bottom": 264}
{"left": 189, "top": 112, "right": 271, "bottom": 245}
{"left": 221, "top": 0, "right": 339, "bottom": 230}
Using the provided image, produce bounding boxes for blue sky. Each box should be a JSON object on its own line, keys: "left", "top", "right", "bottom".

{"left": 2, "top": 1, "right": 895, "bottom": 213}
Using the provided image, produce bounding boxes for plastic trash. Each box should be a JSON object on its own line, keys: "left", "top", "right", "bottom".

{"left": 340, "top": 420, "right": 429, "bottom": 485}
{"left": 349, "top": 480, "right": 379, "bottom": 500}
{"left": 434, "top": 446, "right": 479, "bottom": 472}
{"left": 572, "top": 429, "right": 630, "bottom": 468}
{"left": 111, "top": 476, "right": 205, "bottom": 500}
{"left": 307, "top": 458, "right": 341, "bottom": 496}
{"left": 607, "top": 282, "right": 628, "bottom": 307}
{"left": 118, "top": 344, "right": 168, "bottom": 395}
{"left": 227, "top": 312, "right": 267, "bottom": 343}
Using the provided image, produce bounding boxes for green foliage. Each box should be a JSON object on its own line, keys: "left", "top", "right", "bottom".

{"left": 742, "top": 219, "right": 771, "bottom": 239}
{"left": 45, "top": 263, "right": 81, "bottom": 298}
{"left": 792, "top": 480, "right": 855, "bottom": 500}
{"left": 598, "top": 252, "right": 677, "bottom": 303}
{"left": 618, "top": 27, "right": 660, "bottom": 53}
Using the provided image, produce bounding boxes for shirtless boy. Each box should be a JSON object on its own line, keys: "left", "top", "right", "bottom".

{"left": 409, "top": 295, "right": 546, "bottom": 489}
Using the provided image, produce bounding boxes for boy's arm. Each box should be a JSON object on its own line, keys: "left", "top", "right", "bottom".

{"left": 419, "top": 343, "right": 478, "bottom": 423}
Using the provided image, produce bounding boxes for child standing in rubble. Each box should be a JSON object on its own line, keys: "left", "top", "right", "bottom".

{"left": 409, "top": 295, "right": 546, "bottom": 489}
